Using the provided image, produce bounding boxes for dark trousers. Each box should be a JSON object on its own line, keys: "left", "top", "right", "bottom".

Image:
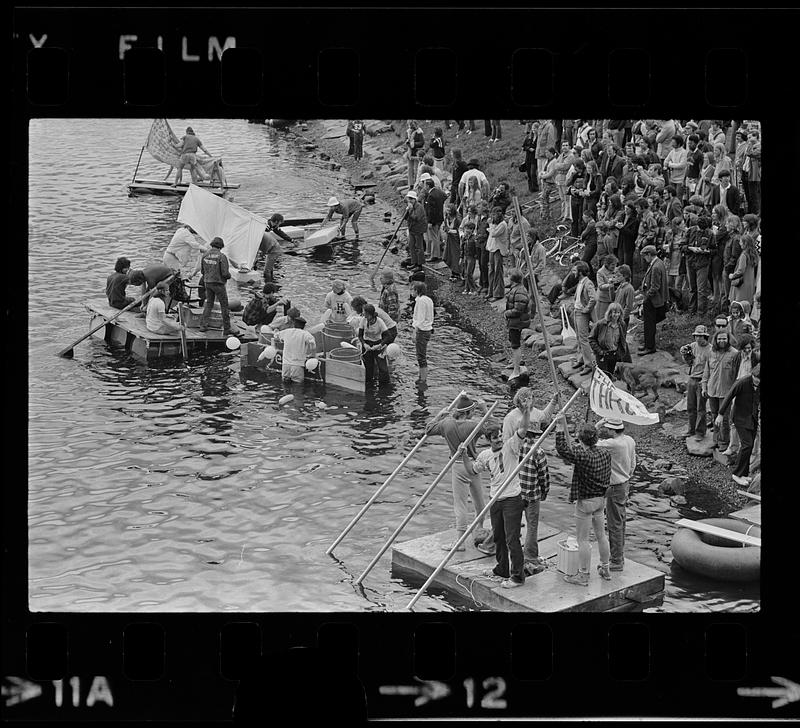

{"left": 363, "top": 339, "right": 390, "bottom": 383}
{"left": 687, "top": 262, "right": 710, "bottom": 315}
{"left": 642, "top": 298, "right": 659, "bottom": 350}
{"left": 746, "top": 181, "right": 761, "bottom": 215}
{"left": 488, "top": 250, "right": 505, "bottom": 298}
{"left": 353, "top": 134, "right": 363, "bottom": 160}
{"left": 521, "top": 498, "right": 540, "bottom": 562}
{"left": 478, "top": 245, "right": 490, "bottom": 290}
{"left": 201, "top": 282, "right": 231, "bottom": 331}
{"left": 686, "top": 378, "right": 706, "bottom": 436}
{"left": 263, "top": 252, "right": 279, "bottom": 283}
{"left": 570, "top": 199, "right": 584, "bottom": 237}
{"left": 408, "top": 231, "right": 425, "bottom": 268}
{"left": 414, "top": 328, "right": 432, "bottom": 367}
{"left": 605, "top": 482, "right": 629, "bottom": 566}
{"left": 581, "top": 239, "right": 598, "bottom": 273}
{"left": 619, "top": 230, "right": 636, "bottom": 269}
{"left": 526, "top": 156, "right": 539, "bottom": 192}
{"left": 733, "top": 426, "right": 756, "bottom": 477}
{"left": 490, "top": 494, "right": 525, "bottom": 583}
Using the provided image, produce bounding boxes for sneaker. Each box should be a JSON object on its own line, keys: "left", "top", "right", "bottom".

{"left": 501, "top": 578, "right": 524, "bottom": 589}
{"left": 721, "top": 447, "right": 736, "bottom": 457}
{"left": 440, "top": 541, "right": 466, "bottom": 552}
{"left": 684, "top": 430, "right": 696, "bottom": 437}
{"left": 597, "top": 564, "right": 612, "bottom": 581}
{"left": 477, "top": 542, "right": 496, "bottom": 555}
{"left": 563, "top": 571, "right": 589, "bottom": 586}
{"left": 524, "top": 561, "right": 545, "bottom": 576}
{"left": 482, "top": 569, "right": 505, "bottom": 581}
{"left": 732, "top": 474, "right": 751, "bottom": 486}
{"left": 609, "top": 562, "right": 624, "bottom": 572}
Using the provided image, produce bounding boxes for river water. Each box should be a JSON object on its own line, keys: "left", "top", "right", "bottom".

{"left": 27, "top": 119, "right": 758, "bottom": 613}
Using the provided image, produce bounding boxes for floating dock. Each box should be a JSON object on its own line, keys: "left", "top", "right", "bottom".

{"left": 127, "top": 178, "right": 240, "bottom": 196}
{"left": 392, "top": 523, "right": 665, "bottom": 612}
{"left": 85, "top": 299, "right": 256, "bottom": 362}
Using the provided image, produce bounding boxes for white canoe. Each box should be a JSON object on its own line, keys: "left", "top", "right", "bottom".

{"left": 296, "top": 225, "right": 341, "bottom": 250}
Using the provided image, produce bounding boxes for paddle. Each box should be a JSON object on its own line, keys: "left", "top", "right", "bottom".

{"left": 369, "top": 208, "right": 408, "bottom": 290}
{"left": 177, "top": 304, "right": 189, "bottom": 362}
{"left": 57, "top": 274, "right": 175, "bottom": 358}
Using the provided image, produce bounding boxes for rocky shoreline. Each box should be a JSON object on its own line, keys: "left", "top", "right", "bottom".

{"left": 285, "top": 118, "right": 752, "bottom": 518}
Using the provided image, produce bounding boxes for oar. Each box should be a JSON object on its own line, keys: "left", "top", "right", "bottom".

{"left": 369, "top": 208, "right": 408, "bottom": 290}
{"left": 57, "top": 275, "right": 174, "bottom": 358}
{"left": 177, "top": 304, "right": 189, "bottom": 362}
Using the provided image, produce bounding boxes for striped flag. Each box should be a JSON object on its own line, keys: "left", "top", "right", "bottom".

{"left": 589, "top": 367, "right": 659, "bottom": 426}
{"left": 144, "top": 119, "right": 218, "bottom": 175}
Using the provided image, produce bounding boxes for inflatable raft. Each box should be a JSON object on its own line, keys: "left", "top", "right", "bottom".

{"left": 670, "top": 518, "right": 761, "bottom": 582}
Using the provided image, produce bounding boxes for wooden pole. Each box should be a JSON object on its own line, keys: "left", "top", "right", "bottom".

{"left": 405, "top": 388, "right": 582, "bottom": 611}
{"left": 369, "top": 208, "right": 408, "bottom": 289}
{"left": 325, "top": 389, "right": 466, "bottom": 556}
{"left": 131, "top": 146, "right": 145, "bottom": 184}
{"left": 178, "top": 304, "right": 189, "bottom": 362}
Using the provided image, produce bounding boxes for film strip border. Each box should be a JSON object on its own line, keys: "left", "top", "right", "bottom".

{"left": 4, "top": 616, "right": 799, "bottom": 721}
{"left": 13, "top": 8, "right": 771, "bottom": 115}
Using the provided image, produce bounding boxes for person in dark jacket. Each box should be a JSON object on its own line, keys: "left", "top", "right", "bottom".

{"left": 449, "top": 148, "right": 469, "bottom": 206}
{"left": 424, "top": 179, "right": 447, "bottom": 261}
{"left": 504, "top": 269, "right": 531, "bottom": 379}
{"left": 617, "top": 198, "right": 639, "bottom": 270}
{"left": 717, "top": 364, "right": 760, "bottom": 485}
{"left": 638, "top": 245, "right": 668, "bottom": 354}
{"left": 199, "top": 237, "right": 238, "bottom": 336}
{"left": 589, "top": 302, "right": 631, "bottom": 376}
{"left": 681, "top": 215, "right": 714, "bottom": 316}
{"left": 475, "top": 201, "right": 491, "bottom": 294}
{"left": 522, "top": 122, "right": 539, "bottom": 193}
{"left": 106, "top": 256, "right": 136, "bottom": 309}
{"left": 404, "top": 190, "right": 428, "bottom": 271}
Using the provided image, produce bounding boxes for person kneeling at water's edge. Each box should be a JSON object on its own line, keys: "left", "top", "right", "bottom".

{"left": 425, "top": 394, "right": 490, "bottom": 552}
{"left": 461, "top": 408, "right": 531, "bottom": 589}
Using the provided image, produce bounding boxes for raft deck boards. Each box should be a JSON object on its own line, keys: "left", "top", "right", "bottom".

{"left": 736, "top": 489, "right": 761, "bottom": 502}
{"left": 675, "top": 518, "right": 762, "bottom": 546}
{"left": 392, "top": 525, "right": 665, "bottom": 613}
{"left": 728, "top": 504, "right": 762, "bottom": 528}
{"left": 128, "top": 179, "right": 240, "bottom": 196}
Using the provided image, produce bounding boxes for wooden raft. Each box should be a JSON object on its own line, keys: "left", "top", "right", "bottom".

{"left": 728, "top": 504, "right": 762, "bottom": 528}
{"left": 392, "top": 524, "right": 665, "bottom": 613}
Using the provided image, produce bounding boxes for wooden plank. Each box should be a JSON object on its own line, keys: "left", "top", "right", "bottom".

{"left": 729, "top": 504, "right": 762, "bottom": 528}
{"left": 675, "top": 519, "right": 762, "bottom": 547}
{"left": 736, "top": 490, "right": 761, "bottom": 502}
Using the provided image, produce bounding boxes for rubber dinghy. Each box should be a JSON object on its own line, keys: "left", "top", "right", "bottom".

{"left": 670, "top": 518, "right": 760, "bottom": 582}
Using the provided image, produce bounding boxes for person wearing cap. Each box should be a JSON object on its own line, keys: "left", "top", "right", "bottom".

{"left": 426, "top": 393, "right": 490, "bottom": 550}
{"left": 680, "top": 325, "right": 712, "bottom": 439}
{"left": 458, "top": 159, "right": 490, "bottom": 201}
{"left": 173, "top": 126, "right": 212, "bottom": 186}
{"left": 322, "top": 280, "right": 353, "bottom": 324}
{"left": 199, "top": 237, "right": 238, "bottom": 336}
{"left": 717, "top": 363, "right": 760, "bottom": 486}
{"left": 323, "top": 196, "right": 363, "bottom": 240}
{"left": 405, "top": 190, "right": 428, "bottom": 271}
{"left": 638, "top": 244, "right": 668, "bottom": 355}
{"left": 595, "top": 417, "right": 637, "bottom": 572}
{"left": 163, "top": 223, "right": 208, "bottom": 278}
{"left": 462, "top": 408, "right": 531, "bottom": 589}
{"left": 555, "top": 415, "right": 612, "bottom": 587}
{"left": 144, "top": 281, "right": 183, "bottom": 336}
{"left": 273, "top": 315, "right": 316, "bottom": 384}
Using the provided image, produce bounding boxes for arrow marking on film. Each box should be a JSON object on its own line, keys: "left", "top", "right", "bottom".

{"left": 379, "top": 680, "right": 451, "bottom": 706}
{"left": 738, "top": 676, "right": 800, "bottom": 709}
{"left": 2, "top": 677, "right": 43, "bottom": 707}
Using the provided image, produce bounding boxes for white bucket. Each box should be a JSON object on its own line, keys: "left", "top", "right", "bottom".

{"left": 557, "top": 538, "right": 580, "bottom": 575}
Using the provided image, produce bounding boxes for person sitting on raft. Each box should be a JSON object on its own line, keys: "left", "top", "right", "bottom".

{"left": 323, "top": 196, "right": 363, "bottom": 240}
{"left": 322, "top": 279, "right": 353, "bottom": 323}
{"left": 106, "top": 256, "right": 137, "bottom": 310}
{"left": 129, "top": 263, "right": 174, "bottom": 315}
{"left": 144, "top": 282, "right": 183, "bottom": 336}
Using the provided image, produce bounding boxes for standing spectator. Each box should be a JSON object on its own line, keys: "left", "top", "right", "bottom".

{"left": 742, "top": 129, "right": 761, "bottom": 215}
{"left": 351, "top": 119, "right": 365, "bottom": 161}
{"left": 607, "top": 120, "right": 627, "bottom": 150}
{"left": 695, "top": 151, "right": 716, "bottom": 207}
{"left": 404, "top": 190, "right": 427, "bottom": 272}
{"left": 458, "top": 158, "right": 491, "bottom": 201}
{"left": 346, "top": 120, "right": 355, "bottom": 155}
{"left": 727, "top": 299, "right": 754, "bottom": 348}
{"left": 199, "top": 237, "right": 238, "bottom": 337}
{"left": 486, "top": 207, "right": 509, "bottom": 301}
{"left": 583, "top": 159, "right": 603, "bottom": 216}
{"left": 708, "top": 120, "right": 726, "bottom": 147}
{"left": 536, "top": 119, "right": 557, "bottom": 185}
{"left": 589, "top": 302, "right": 630, "bottom": 376}
{"left": 424, "top": 178, "right": 447, "bottom": 262}
{"left": 613, "top": 264, "right": 636, "bottom": 328}
{"left": 566, "top": 159, "right": 588, "bottom": 237}
{"left": 475, "top": 201, "right": 491, "bottom": 294}
{"left": 538, "top": 147, "right": 560, "bottom": 221}
{"left": 379, "top": 269, "right": 400, "bottom": 322}
{"left": 504, "top": 269, "right": 531, "bottom": 379}
{"left": 555, "top": 141, "right": 577, "bottom": 222}
{"left": 442, "top": 202, "right": 462, "bottom": 281}
{"left": 460, "top": 221, "right": 479, "bottom": 295}
{"left": 595, "top": 417, "right": 637, "bottom": 572}
{"left": 702, "top": 329, "right": 738, "bottom": 452}
{"left": 664, "top": 135, "right": 688, "bottom": 198}
{"left": 711, "top": 170, "right": 743, "bottom": 216}
{"left": 718, "top": 364, "right": 760, "bottom": 486}
{"left": 664, "top": 215, "right": 686, "bottom": 292}
{"left": 618, "top": 198, "right": 639, "bottom": 269}
{"left": 406, "top": 120, "right": 425, "bottom": 187}
{"left": 733, "top": 130, "right": 749, "bottom": 190}
{"left": 634, "top": 198, "right": 658, "bottom": 264}
{"left": 462, "top": 411, "right": 529, "bottom": 589}
{"left": 664, "top": 185, "right": 684, "bottom": 225}
{"left": 655, "top": 119, "right": 678, "bottom": 161}
{"left": 562, "top": 118, "right": 574, "bottom": 147}
{"left": 425, "top": 394, "right": 489, "bottom": 551}
{"left": 555, "top": 415, "right": 613, "bottom": 586}
{"left": 685, "top": 134, "right": 704, "bottom": 200}
{"left": 522, "top": 121, "right": 539, "bottom": 193}
{"left": 722, "top": 333, "right": 759, "bottom": 459}
{"left": 580, "top": 209, "right": 599, "bottom": 277}
{"left": 449, "top": 149, "right": 469, "bottom": 206}
{"left": 586, "top": 127, "right": 602, "bottom": 159}
{"left": 598, "top": 192, "right": 623, "bottom": 258}
{"left": 357, "top": 304, "right": 390, "bottom": 385}
{"left": 709, "top": 204, "right": 729, "bottom": 317}
{"left": 638, "top": 245, "right": 668, "bottom": 355}
{"left": 489, "top": 181, "right": 513, "bottom": 215}
{"left": 570, "top": 261, "right": 596, "bottom": 375}
{"left": 490, "top": 119, "right": 502, "bottom": 142}
{"left": 599, "top": 142, "right": 625, "bottom": 187}
{"left": 711, "top": 142, "right": 732, "bottom": 188}
{"left": 462, "top": 175, "right": 483, "bottom": 213}
{"left": 682, "top": 215, "right": 714, "bottom": 316}
{"left": 411, "top": 281, "right": 434, "bottom": 385}
{"left": 594, "top": 254, "right": 618, "bottom": 321}
{"left": 429, "top": 126, "right": 446, "bottom": 170}
{"left": 729, "top": 231, "right": 759, "bottom": 305}
{"left": 680, "top": 325, "right": 712, "bottom": 439}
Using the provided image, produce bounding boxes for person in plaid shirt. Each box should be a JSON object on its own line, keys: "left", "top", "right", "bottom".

{"left": 555, "top": 414, "right": 612, "bottom": 587}
{"left": 519, "top": 420, "right": 552, "bottom": 576}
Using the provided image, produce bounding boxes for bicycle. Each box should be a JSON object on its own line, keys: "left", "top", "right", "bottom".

{"left": 542, "top": 224, "right": 580, "bottom": 261}
{"left": 553, "top": 239, "right": 585, "bottom": 266}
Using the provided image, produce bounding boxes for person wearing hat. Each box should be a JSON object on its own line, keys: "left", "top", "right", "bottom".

{"left": 638, "top": 244, "right": 668, "bottom": 355}
{"left": 404, "top": 190, "right": 428, "bottom": 271}
{"left": 173, "top": 125, "right": 212, "bottom": 186}
{"left": 273, "top": 314, "right": 316, "bottom": 384}
{"left": 425, "top": 393, "right": 490, "bottom": 551}
{"left": 680, "top": 325, "right": 712, "bottom": 439}
{"left": 163, "top": 223, "right": 208, "bottom": 278}
{"left": 458, "top": 159, "right": 490, "bottom": 201}
{"left": 144, "top": 281, "right": 183, "bottom": 336}
{"left": 199, "top": 237, "right": 238, "bottom": 336}
{"left": 323, "top": 196, "right": 363, "bottom": 240}
{"left": 595, "top": 417, "right": 637, "bottom": 572}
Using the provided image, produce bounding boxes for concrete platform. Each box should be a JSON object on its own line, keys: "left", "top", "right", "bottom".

{"left": 392, "top": 524, "right": 665, "bottom": 612}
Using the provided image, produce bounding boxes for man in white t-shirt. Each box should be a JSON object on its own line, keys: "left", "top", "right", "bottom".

{"left": 595, "top": 418, "right": 637, "bottom": 572}
{"left": 163, "top": 223, "right": 208, "bottom": 277}
{"left": 411, "top": 281, "right": 434, "bottom": 386}
{"left": 274, "top": 316, "right": 316, "bottom": 383}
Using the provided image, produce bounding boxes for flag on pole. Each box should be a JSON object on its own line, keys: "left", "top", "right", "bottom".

{"left": 588, "top": 367, "right": 660, "bottom": 425}
{"left": 145, "top": 119, "right": 218, "bottom": 175}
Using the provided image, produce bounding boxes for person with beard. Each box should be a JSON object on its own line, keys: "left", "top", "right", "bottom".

{"left": 702, "top": 329, "right": 739, "bottom": 452}
{"left": 718, "top": 364, "right": 760, "bottom": 486}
